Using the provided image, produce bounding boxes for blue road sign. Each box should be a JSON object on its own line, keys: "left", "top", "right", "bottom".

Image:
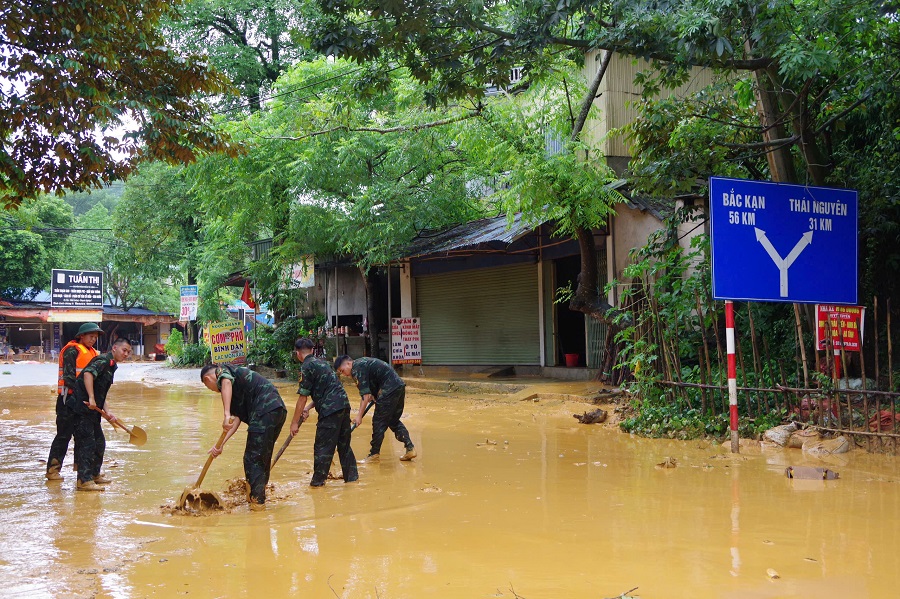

{"left": 710, "top": 177, "right": 858, "bottom": 304}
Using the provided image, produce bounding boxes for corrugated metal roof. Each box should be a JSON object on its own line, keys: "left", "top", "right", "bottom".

{"left": 400, "top": 213, "right": 545, "bottom": 259}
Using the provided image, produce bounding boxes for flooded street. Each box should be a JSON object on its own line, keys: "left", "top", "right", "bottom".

{"left": 2, "top": 377, "right": 900, "bottom": 598}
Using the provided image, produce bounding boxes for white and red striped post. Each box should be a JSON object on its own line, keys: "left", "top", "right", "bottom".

{"left": 725, "top": 300, "right": 739, "bottom": 453}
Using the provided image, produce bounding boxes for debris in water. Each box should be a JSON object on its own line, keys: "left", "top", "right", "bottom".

{"left": 476, "top": 439, "right": 498, "bottom": 447}
{"left": 573, "top": 408, "right": 607, "bottom": 424}
{"left": 656, "top": 457, "right": 677, "bottom": 469}
{"left": 785, "top": 466, "right": 840, "bottom": 480}
{"left": 766, "top": 568, "right": 780, "bottom": 580}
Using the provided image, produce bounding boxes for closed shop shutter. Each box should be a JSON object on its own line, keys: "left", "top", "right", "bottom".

{"left": 416, "top": 264, "right": 540, "bottom": 365}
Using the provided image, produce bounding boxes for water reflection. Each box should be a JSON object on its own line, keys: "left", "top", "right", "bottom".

{"left": 0, "top": 382, "right": 899, "bottom": 597}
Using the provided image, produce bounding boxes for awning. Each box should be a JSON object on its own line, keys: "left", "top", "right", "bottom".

{"left": 102, "top": 313, "right": 179, "bottom": 325}
{"left": 0, "top": 308, "right": 50, "bottom": 322}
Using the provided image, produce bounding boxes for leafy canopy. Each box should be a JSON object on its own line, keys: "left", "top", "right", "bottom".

{"left": 0, "top": 0, "right": 235, "bottom": 205}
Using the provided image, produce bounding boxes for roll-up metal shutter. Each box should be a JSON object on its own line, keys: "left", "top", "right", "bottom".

{"left": 416, "top": 264, "right": 540, "bottom": 365}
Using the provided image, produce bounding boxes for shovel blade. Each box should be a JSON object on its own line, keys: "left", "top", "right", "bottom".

{"left": 128, "top": 426, "right": 148, "bottom": 447}
{"left": 177, "top": 486, "right": 224, "bottom": 511}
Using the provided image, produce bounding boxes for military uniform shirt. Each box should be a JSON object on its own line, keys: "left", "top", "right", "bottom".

{"left": 297, "top": 354, "right": 350, "bottom": 418}
{"left": 216, "top": 365, "right": 286, "bottom": 424}
{"left": 61, "top": 345, "right": 82, "bottom": 391}
{"left": 350, "top": 357, "right": 404, "bottom": 400}
{"left": 70, "top": 353, "right": 118, "bottom": 413}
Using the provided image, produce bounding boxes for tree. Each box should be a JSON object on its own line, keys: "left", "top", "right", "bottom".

{"left": 0, "top": 195, "right": 75, "bottom": 299}
{"left": 166, "top": 0, "right": 318, "bottom": 112}
{"left": 62, "top": 187, "right": 120, "bottom": 217}
{"left": 187, "top": 58, "right": 485, "bottom": 329}
{"left": 0, "top": 0, "right": 234, "bottom": 205}
{"left": 310, "top": 0, "right": 900, "bottom": 322}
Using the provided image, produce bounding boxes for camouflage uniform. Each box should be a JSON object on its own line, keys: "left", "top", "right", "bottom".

{"left": 46, "top": 345, "right": 83, "bottom": 473}
{"left": 298, "top": 355, "right": 358, "bottom": 486}
{"left": 351, "top": 357, "right": 414, "bottom": 457}
{"left": 216, "top": 365, "right": 287, "bottom": 504}
{"left": 67, "top": 353, "right": 118, "bottom": 485}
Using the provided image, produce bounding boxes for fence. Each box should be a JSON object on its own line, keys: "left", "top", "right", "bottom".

{"left": 630, "top": 292, "right": 900, "bottom": 454}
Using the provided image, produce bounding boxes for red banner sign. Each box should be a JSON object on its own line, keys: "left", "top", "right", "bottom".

{"left": 815, "top": 305, "right": 865, "bottom": 351}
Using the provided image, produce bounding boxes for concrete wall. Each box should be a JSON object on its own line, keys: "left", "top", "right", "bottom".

{"left": 581, "top": 51, "right": 716, "bottom": 170}
{"left": 608, "top": 204, "right": 666, "bottom": 305}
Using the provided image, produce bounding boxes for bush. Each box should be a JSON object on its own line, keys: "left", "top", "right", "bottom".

{"left": 246, "top": 315, "right": 325, "bottom": 375}
{"left": 165, "top": 329, "right": 184, "bottom": 360}
{"left": 180, "top": 343, "right": 210, "bottom": 367}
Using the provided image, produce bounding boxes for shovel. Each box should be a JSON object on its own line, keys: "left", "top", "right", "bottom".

{"left": 177, "top": 429, "right": 229, "bottom": 511}
{"left": 96, "top": 407, "right": 148, "bottom": 446}
{"left": 271, "top": 419, "right": 300, "bottom": 469}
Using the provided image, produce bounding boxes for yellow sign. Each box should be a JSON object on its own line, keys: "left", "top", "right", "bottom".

{"left": 209, "top": 320, "right": 246, "bottom": 364}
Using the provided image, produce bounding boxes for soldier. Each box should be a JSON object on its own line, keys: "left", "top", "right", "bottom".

{"left": 68, "top": 338, "right": 132, "bottom": 491}
{"left": 334, "top": 355, "right": 416, "bottom": 462}
{"left": 201, "top": 363, "right": 287, "bottom": 510}
{"left": 46, "top": 322, "right": 103, "bottom": 481}
{"left": 289, "top": 337, "right": 358, "bottom": 487}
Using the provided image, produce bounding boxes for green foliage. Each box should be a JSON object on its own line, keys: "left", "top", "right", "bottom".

{"left": 620, "top": 392, "right": 786, "bottom": 440}
{"left": 1, "top": 0, "right": 234, "bottom": 205}
{"left": 247, "top": 315, "right": 324, "bottom": 373}
{"left": 180, "top": 343, "right": 211, "bottom": 367}
{"left": 165, "top": 329, "right": 185, "bottom": 359}
{"left": 165, "top": 328, "right": 210, "bottom": 366}
{"left": 165, "top": 0, "right": 318, "bottom": 113}
{"left": 0, "top": 195, "right": 74, "bottom": 299}
{"left": 613, "top": 207, "right": 804, "bottom": 439}
{"left": 63, "top": 188, "right": 120, "bottom": 217}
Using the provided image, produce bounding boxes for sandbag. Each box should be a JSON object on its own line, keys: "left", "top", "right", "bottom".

{"left": 763, "top": 423, "right": 798, "bottom": 447}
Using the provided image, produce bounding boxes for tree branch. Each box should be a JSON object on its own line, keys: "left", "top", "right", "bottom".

{"left": 262, "top": 110, "right": 482, "bottom": 142}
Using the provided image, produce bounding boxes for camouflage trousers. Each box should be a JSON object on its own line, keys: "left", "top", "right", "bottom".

{"left": 312, "top": 408, "right": 358, "bottom": 486}
{"left": 244, "top": 407, "right": 286, "bottom": 504}
{"left": 370, "top": 386, "right": 413, "bottom": 456}
{"left": 72, "top": 412, "right": 105, "bottom": 484}
{"left": 47, "top": 394, "right": 76, "bottom": 473}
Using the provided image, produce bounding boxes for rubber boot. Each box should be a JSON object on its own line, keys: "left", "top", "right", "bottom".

{"left": 76, "top": 480, "right": 105, "bottom": 492}
{"left": 93, "top": 474, "right": 111, "bottom": 485}
{"left": 46, "top": 460, "right": 63, "bottom": 481}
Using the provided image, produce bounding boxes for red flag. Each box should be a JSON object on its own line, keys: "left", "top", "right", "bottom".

{"left": 241, "top": 281, "right": 256, "bottom": 309}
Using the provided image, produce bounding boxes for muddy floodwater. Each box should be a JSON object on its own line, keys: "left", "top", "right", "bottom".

{"left": 2, "top": 379, "right": 900, "bottom": 598}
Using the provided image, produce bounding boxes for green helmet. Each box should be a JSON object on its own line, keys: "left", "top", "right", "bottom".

{"left": 75, "top": 322, "right": 104, "bottom": 338}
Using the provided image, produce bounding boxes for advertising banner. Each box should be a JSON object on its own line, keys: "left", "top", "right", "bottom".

{"left": 209, "top": 320, "right": 246, "bottom": 364}
{"left": 391, "top": 317, "right": 421, "bottom": 365}
{"left": 816, "top": 305, "right": 865, "bottom": 351}
{"left": 51, "top": 269, "right": 104, "bottom": 308}
{"left": 180, "top": 285, "right": 199, "bottom": 321}
{"left": 289, "top": 255, "right": 315, "bottom": 288}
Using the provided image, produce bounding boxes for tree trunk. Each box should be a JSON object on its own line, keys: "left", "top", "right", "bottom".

{"left": 568, "top": 225, "right": 623, "bottom": 323}
{"left": 752, "top": 66, "right": 798, "bottom": 184}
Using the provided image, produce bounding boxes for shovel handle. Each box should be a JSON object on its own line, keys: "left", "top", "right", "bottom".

{"left": 195, "top": 428, "right": 230, "bottom": 488}
{"left": 350, "top": 400, "right": 375, "bottom": 433}
{"left": 96, "top": 407, "right": 131, "bottom": 435}
{"left": 271, "top": 426, "right": 296, "bottom": 469}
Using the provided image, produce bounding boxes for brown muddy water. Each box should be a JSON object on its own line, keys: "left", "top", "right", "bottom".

{"left": 1, "top": 381, "right": 900, "bottom": 598}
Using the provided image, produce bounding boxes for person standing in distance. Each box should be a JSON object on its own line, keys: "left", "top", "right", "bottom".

{"left": 200, "top": 363, "right": 287, "bottom": 510}
{"left": 46, "top": 322, "right": 103, "bottom": 481}
{"left": 334, "top": 355, "right": 416, "bottom": 462}
{"left": 68, "top": 338, "right": 132, "bottom": 491}
{"left": 289, "top": 338, "right": 358, "bottom": 487}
